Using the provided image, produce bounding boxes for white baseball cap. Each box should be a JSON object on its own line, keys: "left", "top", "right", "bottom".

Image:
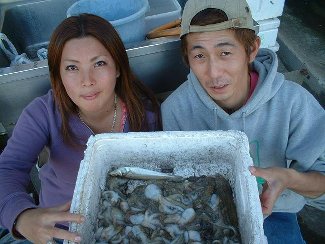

{"left": 180, "top": 0, "right": 258, "bottom": 38}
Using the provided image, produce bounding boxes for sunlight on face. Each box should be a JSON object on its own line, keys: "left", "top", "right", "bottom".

{"left": 60, "top": 36, "right": 119, "bottom": 115}
{"left": 186, "top": 30, "right": 256, "bottom": 111}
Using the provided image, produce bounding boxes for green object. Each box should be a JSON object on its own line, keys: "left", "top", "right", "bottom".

{"left": 249, "top": 140, "right": 265, "bottom": 186}
{"left": 256, "top": 176, "right": 265, "bottom": 185}
{"left": 256, "top": 176, "right": 265, "bottom": 194}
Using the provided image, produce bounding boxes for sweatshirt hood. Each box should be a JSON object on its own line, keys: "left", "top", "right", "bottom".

{"left": 189, "top": 48, "right": 285, "bottom": 119}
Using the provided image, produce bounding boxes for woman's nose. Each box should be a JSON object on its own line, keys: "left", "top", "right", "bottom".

{"left": 81, "top": 69, "right": 95, "bottom": 86}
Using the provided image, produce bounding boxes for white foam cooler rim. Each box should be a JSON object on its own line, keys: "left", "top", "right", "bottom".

{"left": 66, "top": 130, "right": 267, "bottom": 244}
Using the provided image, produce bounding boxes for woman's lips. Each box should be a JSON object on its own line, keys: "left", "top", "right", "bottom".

{"left": 81, "top": 92, "right": 100, "bottom": 100}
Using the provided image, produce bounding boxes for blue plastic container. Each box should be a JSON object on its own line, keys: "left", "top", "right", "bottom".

{"left": 67, "top": 0, "right": 149, "bottom": 44}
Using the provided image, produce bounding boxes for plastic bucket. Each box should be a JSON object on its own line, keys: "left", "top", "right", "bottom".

{"left": 67, "top": 0, "right": 149, "bottom": 44}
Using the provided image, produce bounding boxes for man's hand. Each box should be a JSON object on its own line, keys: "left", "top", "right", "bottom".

{"left": 249, "top": 166, "right": 290, "bottom": 215}
{"left": 249, "top": 166, "right": 325, "bottom": 215}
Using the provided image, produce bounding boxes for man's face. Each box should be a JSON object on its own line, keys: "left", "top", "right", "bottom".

{"left": 186, "top": 29, "right": 258, "bottom": 112}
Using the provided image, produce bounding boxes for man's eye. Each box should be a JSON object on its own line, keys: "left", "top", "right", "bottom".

{"left": 221, "top": 51, "right": 231, "bottom": 56}
{"left": 94, "top": 60, "right": 107, "bottom": 67}
{"left": 65, "top": 65, "right": 78, "bottom": 71}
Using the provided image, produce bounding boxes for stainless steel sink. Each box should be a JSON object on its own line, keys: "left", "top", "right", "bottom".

{"left": 0, "top": 0, "right": 189, "bottom": 135}
{"left": 0, "top": 37, "right": 189, "bottom": 135}
{"left": 0, "top": 0, "right": 77, "bottom": 66}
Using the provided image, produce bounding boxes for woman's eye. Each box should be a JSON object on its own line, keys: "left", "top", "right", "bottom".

{"left": 65, "top": 65, "right": 78, "bottom": 71}
{"left": 94, "top": 60, "right": 107, "bottom": 67}
{"left": 221, "top": 51, "right": 231, "bottom": 56}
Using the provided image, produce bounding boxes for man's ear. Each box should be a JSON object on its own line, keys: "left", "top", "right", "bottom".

{"left": 249, "top": 37, "right": 261, "bottom": 63}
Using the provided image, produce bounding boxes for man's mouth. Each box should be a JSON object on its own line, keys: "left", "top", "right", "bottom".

{"left": 212, "top": 84, "right": 227, "bottom": 89}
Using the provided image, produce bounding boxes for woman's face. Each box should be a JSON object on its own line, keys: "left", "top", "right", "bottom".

{"left": 60, "top": 36, "right": 119, "bottom": 115}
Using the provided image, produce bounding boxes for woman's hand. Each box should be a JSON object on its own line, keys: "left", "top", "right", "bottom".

{"left": 15, "top": 201, "right": 84, "bottom": 244}
{"left": 249, "top": 166, "right": 290, "bottom": 215}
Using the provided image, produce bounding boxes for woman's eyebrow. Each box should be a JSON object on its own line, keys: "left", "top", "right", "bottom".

{"left": 90, "top": 55, "right": 106, "bottom": 62}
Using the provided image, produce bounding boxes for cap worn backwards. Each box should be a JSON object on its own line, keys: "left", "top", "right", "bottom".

{"left": 180, "top": 0, "right": 258, "bottom": 38}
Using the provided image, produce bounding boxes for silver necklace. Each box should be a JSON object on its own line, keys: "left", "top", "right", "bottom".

{"left": 111, "top": 94, "right": 118, "bottom": 132}
{"left": 78, "top": 93, "right": 118, "bottom": 133}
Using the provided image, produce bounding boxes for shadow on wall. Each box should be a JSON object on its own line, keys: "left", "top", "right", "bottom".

{"left": 285, "top": 0, "right": 325, "bottom": 36}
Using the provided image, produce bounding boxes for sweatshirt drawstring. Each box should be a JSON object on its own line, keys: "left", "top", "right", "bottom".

{"left": 213, "top": 108, "right": 218, "bottom": 129}
{"left": 242, "top": 111, "right": 246, "bottom": 133}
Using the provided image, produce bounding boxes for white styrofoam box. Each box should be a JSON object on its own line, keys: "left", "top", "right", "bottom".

{"left": 145, "top": 0, "right": 181, "bottom": 33}
{"left": 65, "top": 131, "right": 266, "bottom": 244}
{"left": 265, "top": 42, "right": 279, "bottom": 52}
{"left": 258, "top": 18, "right": 280, "bottom": 51}
{"left": 247, "top": 0, "right": 285, "bottom": 21}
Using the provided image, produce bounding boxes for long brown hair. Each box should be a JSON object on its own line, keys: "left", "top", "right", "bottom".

{"left": 181, "top": 8, "right": 259, "bottom": 66}
{"left": 48, "top": 14, "right": 161, "bottom": 144}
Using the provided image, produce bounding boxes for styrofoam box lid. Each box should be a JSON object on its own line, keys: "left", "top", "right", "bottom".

{"left": 65, "top": 130, "right": 267, "bottom": 244}
{"left": 259, "top": 28, "right": 279, "bottom": 50}
{"left": 257, "top": 18, "right": 280, "bottom": 32}
{"left": 258, "top": 18, "right": 280, "bottom": 51}
{"left": 247, "top": 0, "right": 285, "bottom": 21}
{"left": 262, "top": 43, "right": 279, "bottom": 52}
{"left": 145, "top": 0, "right": 181, "bottom": 33}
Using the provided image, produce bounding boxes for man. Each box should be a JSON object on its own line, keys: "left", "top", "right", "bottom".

{"left": 161, "top": 0, "right": 325, "bottom": 243}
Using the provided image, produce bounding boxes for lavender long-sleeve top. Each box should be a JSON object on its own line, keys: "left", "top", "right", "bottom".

{"left": 0, "top": 90, "right": 159, "bottom": 230}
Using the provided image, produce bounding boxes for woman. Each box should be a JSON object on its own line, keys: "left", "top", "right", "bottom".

{"left": 0, "top": 13, "right": 161, "bottom": 243}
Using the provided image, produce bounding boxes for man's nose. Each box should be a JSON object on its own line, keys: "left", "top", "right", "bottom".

{"left": 208, "top": 57, "right": 224, "bottom": 79}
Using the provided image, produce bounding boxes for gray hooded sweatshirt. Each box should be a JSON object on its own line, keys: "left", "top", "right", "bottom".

{"left": 161, "top": 48, "right": 325, "bottom": 213}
